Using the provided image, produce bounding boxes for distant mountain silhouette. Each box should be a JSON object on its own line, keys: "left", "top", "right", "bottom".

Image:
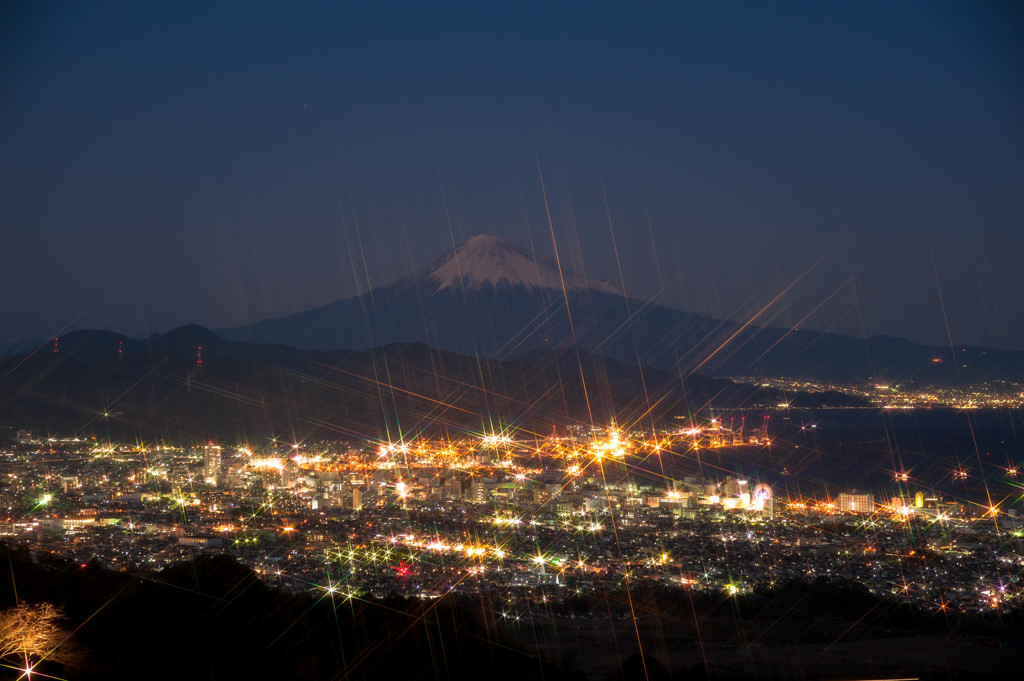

{"left": 220, "top": 235, "right": 1024, "bottom": 384}
{"left": 0, "top": 327, "right": 861, "bottom": 440}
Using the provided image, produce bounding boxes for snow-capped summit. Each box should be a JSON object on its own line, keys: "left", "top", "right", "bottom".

{"left": 415, "top": 234, "right": 619, "bottom": 294}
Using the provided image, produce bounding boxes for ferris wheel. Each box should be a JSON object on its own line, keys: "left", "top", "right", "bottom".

{"left": 751, "top": 483, "right": 772, "bottom": 512}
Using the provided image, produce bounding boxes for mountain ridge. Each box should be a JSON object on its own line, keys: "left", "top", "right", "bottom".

{"left": 217, "top": 235, "right": 1024, "bottom": 384}
{"left": 7, "top": 236, "right": 1021, "bottom": 386}
{"left": 0, "top": 325, "right": 864, "bottom": 440}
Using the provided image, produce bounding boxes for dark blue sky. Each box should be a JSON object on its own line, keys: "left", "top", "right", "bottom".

{"left": 3, "top": 1, "right": 1022, "bottom": 350}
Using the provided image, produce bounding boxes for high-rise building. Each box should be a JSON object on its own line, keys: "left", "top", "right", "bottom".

{"left": 442, "top": 476, "right": 465, "bottom": 501}
{"left": 837, "top": 492, "right": 874, "bottom": 514}
{"left": 469, "top": 477, "right": 496, "bottom": 504}
{"left": 203, "top": 445, "right": 222, "bottom": 486}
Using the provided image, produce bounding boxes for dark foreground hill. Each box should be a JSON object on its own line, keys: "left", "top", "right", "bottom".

{"left": 2, "top": 543, "right": 1018, "bottom": 681}
{"left": 0, "top": 544, "right": 584, "bottom": 681}
{"left": 0, "top": 326, "right": 862, "bottom": 441}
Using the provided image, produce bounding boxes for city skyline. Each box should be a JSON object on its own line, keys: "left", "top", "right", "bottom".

{"left": 4, "top": 413, "right": 1022, "bottom": 679}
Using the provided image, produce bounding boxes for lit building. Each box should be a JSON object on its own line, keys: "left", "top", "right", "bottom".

{"left": 203, "top": 445, "right": 222, "bottom": 486}
{"left": 837, "top": 492, "right": 874, "bottom": 514}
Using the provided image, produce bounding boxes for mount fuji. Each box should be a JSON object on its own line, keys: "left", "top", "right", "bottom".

{"left": 415, "top": 234, "right": 619, "bottom": 295}
{"left": 221, "top": 235, "right": 1024, "bottom": 383}
{"left": 221, "top": 234, "right": 636, "bottom": 358}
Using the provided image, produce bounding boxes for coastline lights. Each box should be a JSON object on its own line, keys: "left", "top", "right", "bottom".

{"left": 480, "top": 433, "right": 513, "bottom": 447}
{"left": 379, "top": 441, "right": 411, "bottom": 457}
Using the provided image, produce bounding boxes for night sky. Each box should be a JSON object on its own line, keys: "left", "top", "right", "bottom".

{"left": 3, "top": 2, "right": 1022, "bottom": 350}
